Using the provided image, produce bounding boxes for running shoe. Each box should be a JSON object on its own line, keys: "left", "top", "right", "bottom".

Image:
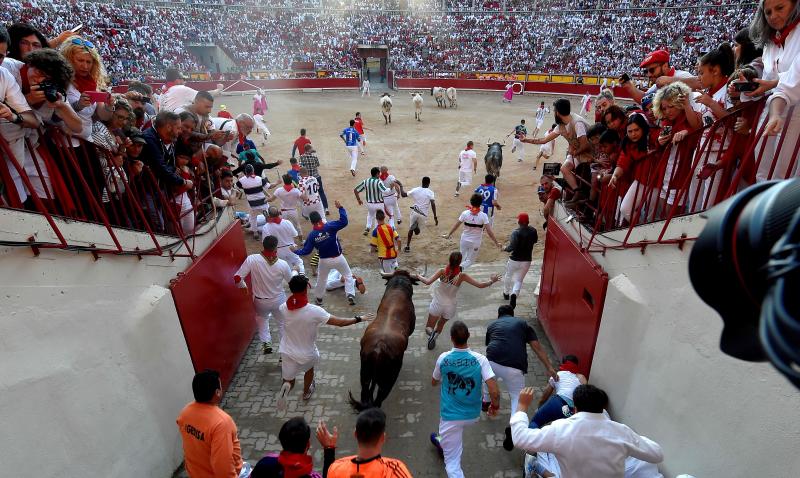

{"left": 403, "top": 246, "right": 411, "bottom": 253}
{"left": 347, "top": 294, "right": 356, "bottom": 305}
{"left": 503, "top": 293, "right": 510, "bottom": 300}
{"left": 363, "top": 228, "right": 370, "bottom": 236}
{"left": 397, "top": 219, "right": 402, "bottom": 224}
{"left": 315, "top": 298, "right": 323, "bottom": 305}
{"left": 262, "top": 342, "right": 273, "bottom": 354}
{"left": 503, "top": 426, "right": 514, "bottom": 451}
{"left": 482, "top": 400, "right": 491, "bottom": 412}
{"left": 303, "top": 382, "right": 316, "bottom": 400}
{"left": 276, "top": 382, "right": 291, "bottom": 412}
{"left": 427, "top": 331, "right": 439, "bottom": 350}
{"left": 430, "top": 433, "right": 444, "bottom": 457}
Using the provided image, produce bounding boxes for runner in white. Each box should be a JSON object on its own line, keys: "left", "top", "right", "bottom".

{"left": 234, "top": 235, "right": 293, "bottom": 355}
{"left": 261, "top": 206, "right": 305, "bottom": 275}
{"left": 511, "top": 119, "right": 528, "bottom": 162}
{"left": 533, "top": 102, "right": 550, "bottom": 138}
{"left": 414, "top": 251, "right": 500, "bottom": 350}
{"left": 298, "top": 167, "right": 325, "bottom": 224}
{"left": 404, "top": 176, "right": 438, "bottom": 253}
{"left": 455, "top": 141, "right": 477, "bottom": 197}
{"left": 361, "top": 78, "right": 371, "bottom": 97}
{"left": 271, "top": 174, "right": 304, "bottom": 240}
{"left": 236, "top": 164, "right": 274, "bottom": 237}
{"left": 534, "top": 123, "right": 557, "bottom": 171}
{"left": 380, "top": 165, "right": 405, "bottom": 228}
{"left": 443, "top": 193, "right": 501, "bottom": 269}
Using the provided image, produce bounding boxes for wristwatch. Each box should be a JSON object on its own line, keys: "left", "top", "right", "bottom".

{"left": 11, "top": 113, "right": 23, "bottom": 125}
{"left": 354, "top": 315, "right": 363, "bottom": 323}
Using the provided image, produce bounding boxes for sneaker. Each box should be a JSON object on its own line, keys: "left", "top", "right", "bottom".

{"left": 425, "top": 326, "right": 434, "bottom": 336}
{"left": 315, "top": 297, "right": 323, "bottom": 305}
{"left": 517, "top": 158, "right": 523, "bottom": 162}
{"left": 453, "top": 192, "right": 459, "bottom": 197}
{"left": 363, "top": 228, "right": 369, "bottom": 236}
{"left": 482, "top": 400, "right": 491, "bottom": 412}
{"left": 532, "top": 166, "right": 537, "bottom": 171}
{"left": 276, "top": 382, "right": 291, "bottom": 412}
{"left": 347, "top": 295, "right": 356, "bottom": 305}
{"left": 403, "top": 246, "right": 411, "bottom": 253}
{"left": 503, "top": 426, "right": 514, "bottom": 451}
{"left": 397, "top": 219, "right": 402, "bottom": 224}
{"left": 262, "top": 342, "right": 273, "bottom": 354}
{"left": 510, "top": 294, "right": 517, "bottom": 310}
{"left": 503, "top": 293, "right": 510, "bottom": 300}
{"left": 350, "top": 170, "right": 356, "bottom": 177}
{"left": 302, "top": 382, "right": 316, "bottom": 400}
{"left": 511, "top": 146, "right": 517, "bottom": 153}
{"left": 427, "top": 331, "right": 439, "bottom": 350}
{"left": 430, "top": 433, "right": 444, "bottom": 456}
{"left": 325, "top": 210, "right": 330, "bottom": 216}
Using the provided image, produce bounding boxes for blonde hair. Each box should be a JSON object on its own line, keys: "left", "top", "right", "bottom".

{"left": 652, "top": 81, "right": 691, "bottom": 119}
{"left": 59, "top": 35, "right": 107, "bottom": 89}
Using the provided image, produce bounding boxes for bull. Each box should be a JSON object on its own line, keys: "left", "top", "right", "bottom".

{"left": 349, "top": 270, "right": 417, "bottom": 411}
{"left": 431, "top": 86, "right": 446, "bottom": 108}
{"left": 411, "top": 92, "right": 424, "bottom": 121}
{"left": 380, "top": 93, "right": 393, "bottom": 125}
{"left": 484, "top": 140, "right": 504, "bottom": 178}
{"left": 446, "top": 87, "right": 457, "bottom": 108}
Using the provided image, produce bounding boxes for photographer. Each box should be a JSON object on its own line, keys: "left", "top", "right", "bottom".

{"left": 619, "top": 50, "right": 696, "bottom": 104}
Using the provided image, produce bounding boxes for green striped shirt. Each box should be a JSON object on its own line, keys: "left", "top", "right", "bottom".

{"left": 355, "top": 177, "right": 388, "bottom": 203}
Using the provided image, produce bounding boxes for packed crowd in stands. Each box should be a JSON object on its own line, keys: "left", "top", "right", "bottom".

{"left": 2, "top": 1, "right": 755, "bottom": 80}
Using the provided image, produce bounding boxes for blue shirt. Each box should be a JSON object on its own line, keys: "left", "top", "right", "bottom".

{"left": 294, "top": 207, "right": 348, "bottom": 258}
{"left": 341, "top": 127, "right": 361, "bottom": 146}
{"left": 433, "top": 348, "right": 495, "bottom": 421}
{"left": 475, "top": 184, "right": 497, "bottom": 214}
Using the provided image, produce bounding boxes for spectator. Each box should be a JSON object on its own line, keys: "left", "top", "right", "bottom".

{"left": 602, "top": 104, "right": 628, "bottom": 140}
{"left": 609, "top": 114, "right": 656, "bottom": 224}
{"left": 483, "top": 304, "right": 557, "bottom": 452}
{"left": 327, "top": 408, "right": 412, "bottom": 478}
{"left": 502, "top": 213, "right": 538, "bottom": 308}
{"left": 621, "top": 49, "right": 696, "bottom": 103}
{"left": 594, "top": 88, "right": 615, "bottom": 123}
{"left": 7, "top": 22, "right": 49, "bottom": 60}
{"left": 511, "top": 384, "right": 664, "bottom": 478}
{"left": 59, "top": 35, "right": 107, "bottom": 141}
{"left": 430, "top": 320, "right": 500, "bottom": 478}
{"left": 160, "top": 68, "right": 197, "bottom": 112}
{"left": 250, "top": 417, "right": 338, "bottom": 478}
{"left": 176, "top": 369, "right": 251, "bottom": 478}
{"left": 538, "top": 175, "right": 561, "bottom": 223}
{"left": 275, "top": 274, "right": 372, "bottom": 410}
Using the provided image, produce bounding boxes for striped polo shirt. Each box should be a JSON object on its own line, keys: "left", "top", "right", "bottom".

{"left": 236, "top": 176, "right": 269, "bottom": 208}
{"left": 354, "top": 177, "right": 387, "bottom": 203}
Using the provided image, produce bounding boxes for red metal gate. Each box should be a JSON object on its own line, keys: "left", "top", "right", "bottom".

{"left": 538, "top": 218, "right": 609, "bottom": 376}
{"left": 170, "top": 221, "right": 255, "bottom": 390}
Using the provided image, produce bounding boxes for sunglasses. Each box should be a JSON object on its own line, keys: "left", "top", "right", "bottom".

{"left": 70, "top": 38, "right": 95, "bottom": 50}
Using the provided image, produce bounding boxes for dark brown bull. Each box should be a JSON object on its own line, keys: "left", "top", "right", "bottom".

{"left": 349, "top": 270, "right": 417, "bottom": 411}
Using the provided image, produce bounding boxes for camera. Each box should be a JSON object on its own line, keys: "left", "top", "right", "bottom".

{"left": 36, "top": 81, "right": 65, "bottom": 103}
{"left": 732, "top": 81, "right": 759, "bottom": 92}
{"left": 689, "top": 179, "right": 800, "bottom": 389}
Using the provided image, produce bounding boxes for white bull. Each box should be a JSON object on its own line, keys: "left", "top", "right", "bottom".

{"left": 431, "top": 86, "right": 446, "bottom": 107}
{"left": 446, "top": 87, "right": 457, "bottom": 108}
{"left": 380, "top": 94, "right": 393, "bottom": 125}
{"left": 411, "top": 92, "right": 423, "bottom": 121}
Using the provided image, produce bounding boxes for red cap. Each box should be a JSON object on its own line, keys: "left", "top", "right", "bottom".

{"left": 640, "top": 50, "right": 670, "bottom": 68}
{"left": 517, "top": 213, "right": 529, "bottom": 224}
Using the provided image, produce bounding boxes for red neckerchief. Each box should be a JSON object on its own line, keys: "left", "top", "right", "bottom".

{"left": 261, "top": 250, "right": 278, "bottom": 265}
{"left": 444, "top": 265, "right": 461, "bottom": 281}
{"left": 74, "top": 76, "right": 97, "bottom": 93}
{"left": 291, "top": 164, "right": 301, "bottom": 172}
{"left": 313, "top": 222, "right": 325, "bottom": 231}
{"left": 286, "top": 291, "right": 309, "bottom": 310}
{"left": 283, "top": 184, "right": 294, "bottom": 192}
{"left": 467, "top": 205, "right": 481, "bottom": 215}
{"left": 238, "top": 129, "right": 247, "bottom": 146}
{"left": 666, "top": 66, "right": 676, "bottom": 77}
{"left": 708, "top": 78, "right": 728, "bottom": 98}
{"left": 772, "top": 17, "right": 800, "bottom": 48}
{"left": 267, "top": 216, "right": 282, "bottom": 224}
{"left": 277, "top": 451, "right": 314, "bottom": 478}
{"left": 163, "top": 81, "right": 177, "bottom": 93}
{"left": 559, "top": 361, "right": 580, "bottom": 374}
{"left": 379, "top": 171, "right": 389, "bottom": 181}
{"left": 465, "top": 144, "right": 473, "bottom": 150}
{"left": 20, "top": 65, "right": 31, "bottom": 94}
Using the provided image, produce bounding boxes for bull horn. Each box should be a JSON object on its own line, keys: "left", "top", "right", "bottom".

{"left": 380, "top": 272, "right": 394, "bottom": 279}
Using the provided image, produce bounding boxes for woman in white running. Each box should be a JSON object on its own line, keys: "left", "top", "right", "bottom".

{"left": 415, "top": 251, "right": 500, "bottom": 350}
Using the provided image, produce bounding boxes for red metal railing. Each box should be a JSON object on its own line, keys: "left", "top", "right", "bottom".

{"left": 577, "top": 97, "right": 799, "bottom": 253}
{"left": 0, "top": 127, "right": 222, "bottom": 259}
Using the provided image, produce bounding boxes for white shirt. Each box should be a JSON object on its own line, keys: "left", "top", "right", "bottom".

{"left": 278, "top": 303, "right": 331, "bottom": 363}
{"left": 382, "top": 174, "right": 398, "bottom": 196}
{"left": 408, "top": 187, "right": 435, "bottom": 216}
{"left": 459, "top": 149, "right": 477, "bottom": 172}
{"left": 234, "top": 254, "right": 292, "bottom": 300}
{"left": 766, "top": 28, "right": 800, "bottom": 104}
{"left": 299, "top": 175, "right": 321, "bottom": 205}
{"left": 550, "top": 371, "right": 582, "bottom": 401}
{"left": 159, "top": 85, "right": 198, "bottom": 112}
{"left": 536, "top": 106, "right": 550, "bottom": 122}
{"left": 210, "top": 116, "right": 239, "bottom": 155}
{"left": 0, "top": 66, "right": 33, "bottom": 143}
{"left": 458, "top": 209, "right": 490, "bottom": 243}
{"left": 274, "top": 186, "right": 302, "bottom": 210}
{"left": 236, "top": 175, "right": 269, "bottom": 208}
{"left": 261, "top": 219, "right": 298, "bottom": 247}
{"left": 510, "top": 411, "right": 664, "bottom": 478}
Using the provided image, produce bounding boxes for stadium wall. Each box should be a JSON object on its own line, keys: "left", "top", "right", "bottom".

{"left": 0, "top": 209, "right": 251, "bottom": 478}
{"left": 541, "top": 205, "right": 800, "bottom": 477}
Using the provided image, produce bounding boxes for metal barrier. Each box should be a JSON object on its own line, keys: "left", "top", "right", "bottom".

{"left": 572, "top": 98, "right": 800, "bottom": 253}
{"left": 0, "top": 127, "right": 221, "bottom": 259}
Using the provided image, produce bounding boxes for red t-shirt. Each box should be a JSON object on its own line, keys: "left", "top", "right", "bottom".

{"left": 548, "top": 187, "right": 562, "bottom": 201}
{"left": 354, "top": 118, "right": 365, "bottom": 135}
{"left": 294, "top": 136, "right": 311, "bottom": 156}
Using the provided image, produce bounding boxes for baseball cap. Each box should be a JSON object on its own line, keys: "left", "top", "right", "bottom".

{"left": 640, "top": 50, "right": 670, "bottom": 68}
{"left": 517, "top": 213, "right": 530, "bottom": 224}
{"left": 127, "top": 128, "right": 147, "bottom": 144}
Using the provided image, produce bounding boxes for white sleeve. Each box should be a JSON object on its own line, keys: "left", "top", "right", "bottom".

{"left": 287, "top": 221, "right": 298, "bottom": 238}
{"left": 574, "top": 120, "right": 587, "bottom": 138}
{"left": 773, "top": 57, "right": 800, "bottom": 105}
{"left": 623, "top": 427, "right": 665, "bottom": 464}
{"left": 458, "top": 210, "right": 468, "bottom": 222}
{"left": 477, "top": 353, "right": 496, "bottom": 381}
{"left": 234, "top": 256, "right": 252, "bottom": 287}
{"left": 510, "top": 411, "right": 560, "bottom": 453}
{"left": 0, "top": 69, "right": 32, "bottom": 113}
{"left": 282, "top": 262, "right": 293, "bottom": 282}
{"left": 432, "top": 353, "right": 446, "bottom": 380}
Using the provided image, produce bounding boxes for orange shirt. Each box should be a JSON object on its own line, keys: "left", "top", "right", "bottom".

{"left": 327, "top": 455, "right": 413, "bottom": 478}
{"left": 176, "top": 402, "right": 243, "bottom": 478}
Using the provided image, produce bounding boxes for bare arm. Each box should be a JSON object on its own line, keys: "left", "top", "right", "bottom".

{"left": 353, "top": 188, "right": 363, "bottom": 205}
{"left": 326, "top": 313, "right": 374, "bottom": 327}
{"left": 622, "top": 80, "right": 646, "bottom": 103}
{"left": 529, "top": 340, "right": 557, "bottom": 380}
{"left": 431, "top": 200, "right": 438, "bottom": 225}
{"left": 444, "top": 220, "right": 462, "bottom": 238}
{"left": 484, "top": 224, "right": 501, "bottom": 247}
{"left": 523, "top": 130, "right": 558, "bottom": 145}
{"left": 459, "top": 273, "right": 500, "bottom": 288}
{"left": 543, "top": 198, "right": 556, "bottom": 218}
{"left": 537, "top": 384, "right": 555, "bottom": 406}
{"left": 415, "top": 269, "right": 443, "bottom": 286}
{"left": 574, "top": 135, "right": 591, "bottom": 156}
{"left": 486, "top": 377, "right": 500, "bottom": 415}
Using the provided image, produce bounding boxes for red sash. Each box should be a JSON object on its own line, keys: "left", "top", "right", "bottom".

{"left": 375, "top": 224, "right": 397, "bottom": 259}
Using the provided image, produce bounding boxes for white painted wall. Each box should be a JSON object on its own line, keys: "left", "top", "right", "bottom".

{"left": 587, "top": 217, "right": 800, "bottom": 477}
{"left": 0, "top": 210, "right": 236, "bottom": 478}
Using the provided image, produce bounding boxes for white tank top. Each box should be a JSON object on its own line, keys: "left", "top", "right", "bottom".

{"left": 553, "top": 371, "right": 582, "bottom": 401}
{"left": 432, "top": 272, "right": 461, "bottom": 306}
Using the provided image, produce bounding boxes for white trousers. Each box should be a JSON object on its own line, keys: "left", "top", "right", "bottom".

{"left": 277, "top": 246, "right": 304, "bottom": 274}
{"left": 482, "top": 361, "right": 525, "bottom": 413}
{"left": 281, "top": 208, "right": 302, "bottom": 237}
{"left": 513, "top": 138, "right": 525, "bottom": 160}
{"left": 362, "top": 81, "right": 370, "bottom": 97}
{"left": 347, "top": 145, "right": 359, "bottom": 172}
{"left": 379, "top": 257, "right": 398, "bottom": 273}
{"left": 315, "top": 255, "right": 355, "bottom": 300}
{"left": 254, "top": 294, "right": 286, "bottom": 344}
{"left": 459, "top": 238, "right": 481, "bottom": 269}
{"left": 301, "top": 202, "right": 325, "bottom": 221}
{"left": 365, "top": 202, "right": 384, "bottom": 230}
{"left": 439, "top": 418, "right": 479, "bottom": 478}
{"left": 383, "top": 194, "right": 402, "bottom": 226}
{"left": 503, "top": 259, "right": 531, "bottom": 296}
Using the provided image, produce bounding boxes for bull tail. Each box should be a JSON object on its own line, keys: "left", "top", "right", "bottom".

{"left": 349, "top": 343, "right": 388, "bottom": 412}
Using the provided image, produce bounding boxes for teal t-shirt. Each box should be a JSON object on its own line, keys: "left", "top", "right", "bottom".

{"left": 433, "top": 348, "right": 495, "bottom": 421}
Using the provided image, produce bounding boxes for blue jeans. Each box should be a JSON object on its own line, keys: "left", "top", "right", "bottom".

{"left": 529, "top": 395, "right": 572, "bottom": 429}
